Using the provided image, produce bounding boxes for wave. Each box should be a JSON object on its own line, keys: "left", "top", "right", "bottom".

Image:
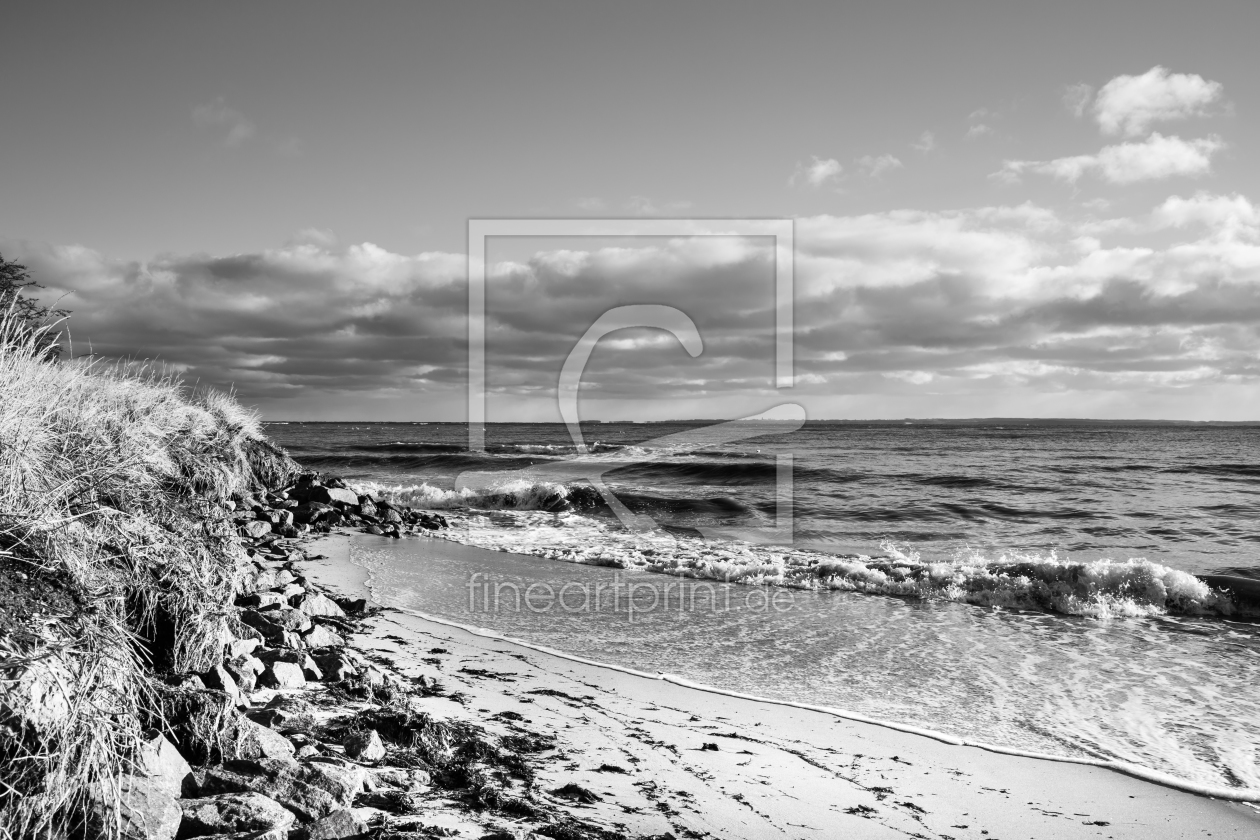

{"left": 355, "top": 472, "right": 1254, "bottom": 620}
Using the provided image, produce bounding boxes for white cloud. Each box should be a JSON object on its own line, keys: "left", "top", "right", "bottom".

{"left": 966, "top": 123, "right": 993, "bottom": 139}
{"left": 857, "top": 154, "right": 903, "bottom": 178}
{"left": 575, "top": 197, "right": 606, "bottom": 211}
{"left": 1063, "top": 83, "right": 1094, "bottom": 118}
{"left": 792, "top": 156, "right": 843, "bottom": 188}
{"left": 1093, "top": 66, "right": 1224, "bottom": 137}
{"left": 997, "top": 133, "right": 1224, "bottom": 185}
{"left": 15, "top": 192, "right": 1260, "bottom": 418}
{"left": 192, "top": 97, "right": 256, "bottom": 147}
{"left": 911, "top": 131, "right": 937, "bottom": 153}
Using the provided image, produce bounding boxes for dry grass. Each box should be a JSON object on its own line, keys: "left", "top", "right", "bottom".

{"left": 0, "top": 313, "right": 298, "bottom": 838}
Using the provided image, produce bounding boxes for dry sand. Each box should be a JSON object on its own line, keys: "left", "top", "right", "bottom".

{"left": 302, "top": 532, "right": 1260, "bottom": 839}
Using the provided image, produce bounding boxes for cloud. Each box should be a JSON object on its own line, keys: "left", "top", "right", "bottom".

{"left": 967, "top": 108, "right": 996, "bottom": 139}
{"left": 192, "top": 97, "right": 257, "bottom": 147}
{"left": 575, "top": 197, "right": 606, "bottom": 211}
{"left": 1093, "top": 66, "right": 1224, "bottom": 137}
{"left": 792, "top": 156, "right": 843, "bottom": 188}
{"left": 996, "top": 133, "right": 1224, "bottom": 185}
{"left": 13, "top": 192, "right": 1260, "bottom": 419}
{"left": 1063, "top": 83, "right": 1094, "bottom": 118}
{"left": 911, "top": 131, "right": 937, "bottom": 153}
{"left": 856, "top": 154, "right": 903, "bottom": 178}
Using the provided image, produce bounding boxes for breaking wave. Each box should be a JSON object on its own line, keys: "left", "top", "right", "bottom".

{"left": 353, "top": 477, "right": 1252, "bottom": 620}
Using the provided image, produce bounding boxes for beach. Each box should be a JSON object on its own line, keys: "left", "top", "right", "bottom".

{"left": 298, "top": 530, "right": 1260, "bottom": 839}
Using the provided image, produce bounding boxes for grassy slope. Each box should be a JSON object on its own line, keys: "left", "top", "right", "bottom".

{"left": 0, "top": 317, "right": 296, "bottom": 838}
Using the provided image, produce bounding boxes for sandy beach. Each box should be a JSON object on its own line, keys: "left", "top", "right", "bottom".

{"left": 298, "top": 531, "right": 1260, "bottom": 839}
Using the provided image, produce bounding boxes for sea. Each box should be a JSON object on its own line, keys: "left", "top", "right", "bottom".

{"left": 267, "top": 420, "right": 1260, "bottom": 793}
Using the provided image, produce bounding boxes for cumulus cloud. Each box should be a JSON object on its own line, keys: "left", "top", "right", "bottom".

{"left": 1093, "top": 66, "right": 1224, "bottom": 137}
{"left": 13, "top": 192, "right": 1260, "bottom": 418}
{"left": 996, "top": 133, "right": 1224, "bottom": 185}
{"left": 792, "top": 156, "right": 843, "bottom": 188}
{"left": 192, "top": 97, "right": 256, "bottom": 147}
{"left": 856, "top": 154, "right": 903, "bottom": 178}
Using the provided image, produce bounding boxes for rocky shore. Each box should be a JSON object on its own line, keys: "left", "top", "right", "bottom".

{"left": 109, "top": 472, "right": 638, "bottom": 840}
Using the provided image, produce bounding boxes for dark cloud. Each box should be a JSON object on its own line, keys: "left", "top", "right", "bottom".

{"left": 9, "top": 197, "right": 1260, "bottom": 417}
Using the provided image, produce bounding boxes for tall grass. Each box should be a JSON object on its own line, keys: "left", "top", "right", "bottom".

{"left": 0, "top": 312, "right": 297, "bottom": 838}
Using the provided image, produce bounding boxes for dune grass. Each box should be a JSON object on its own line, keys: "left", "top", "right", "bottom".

{"left": 0, "top": 313, "right": 297, "bottom": 838}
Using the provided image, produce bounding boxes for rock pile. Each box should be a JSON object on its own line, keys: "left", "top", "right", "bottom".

{"left": 106, "top": 474, "right": 627, "bottom": 840}
{"left": 230, "top": 474, "right": 448, "bottom": 542}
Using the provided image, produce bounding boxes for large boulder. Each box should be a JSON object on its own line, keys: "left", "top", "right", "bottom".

{"left": 114, "top": 774, "right": 182, "bottom": 840}
{"left": 311, "top": 486, "right": 360, "bottom": 507}
{"left": 230, "top": 718, "right": 298, "bottom": 763}
{"left": 293, "top": 593, "right": 346, "bottom": 618}
{"left": 303, "top": 624, "right": 344, "bottom": 649}
{"left": 177, "top": 792, "right": 297, "bottom": 838}
{"left": 201, "top": 759, "right": 366, "bottom": 822}
{"left": 259, "top": 661, "right": 306, "bottom": 689}
{"left": 133, "top": 730, "right": 194, "bottom": 799}
{"left": 290, "top": 809, "right": 369, "bottom": 840}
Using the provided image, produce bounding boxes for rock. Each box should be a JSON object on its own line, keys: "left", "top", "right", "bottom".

{"left": 240, "top": 520, "right": 273, "bottom": 539}
{"left": 342, "top": 730, "right": 386, "bottom": 764}
{"left": 252, "top": 569, "right": 280, "bottom": 591}
{"left": 134, "top": 730, "right": 193, "bottom": 800}
{"left": 236, "top": 592, "right": 289, "bottom": 609}
{"left": 370, "top": 767, "right": 429, "bottom": 791}
{"left": 358, "top": 498, "right": 377, "bottom": 517}
{"left": 258, "top": 649, "right": 323, "bottom": 680}
{"left": 247, "top": 695, "right": 315, "bottom": 730}
{"left": 260, "top": 661, "right": 306, "bottom": 689}
{"left": 303, "top": 624, "right": 344, "bottom": 650}
{"left": 381, "top": 508, "right": 403, "bottom": 524}
{"left": 311, "top": 651, "right": 358, "bottom": 682}
{"left": 231, "top": 718, "right": 297, "bottom": 762}
{"left": 363, "top": 524, "right": 384, "bottom": 536}
{"left": 292, "top": 502, "right": 332, "bottom": 525}
{"left": 277, "top": 582, "right": 306, "bottom": 600}
{"left": 334, "top": 597, "right": 369, "bottom": 615}
{"left": 178, "top": 792, "right": 297, "bottom": 837}
{"left": 311, "top": 486, "right": 359, "bottom": 507}
{"left": 224, "top": 655, "right": 265, "bottom": 694}
{"left": 115, "top": 774, "right": 182, "bottom": 840}
{"left": 202, "top": 759, "right": 363, "bottom": 822}
{"left": 240, "top": 607, "right": 312, "bottom": 646}
{"left": 360, "top": 665, "right": 386, "bottom": 688}
{"left": 201, "top": 664, "right": 243, "bottom": 707}
{"left": 293, "top": 592, "right": 346, "bottom": 618}
{"left": 289, "top": 809, "right": 369, "bottom": 840}
{"left": 227, "top": 637, "right": 262, "bottom": 659}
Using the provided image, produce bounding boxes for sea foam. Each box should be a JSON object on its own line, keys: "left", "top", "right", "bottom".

{"left": 356, "top": 479, "right": 1244, "bottom": 620}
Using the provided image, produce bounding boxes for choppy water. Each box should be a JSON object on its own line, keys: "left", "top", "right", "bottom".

{"left": 269, "top": 420, "right": 1260, "bottom": 792}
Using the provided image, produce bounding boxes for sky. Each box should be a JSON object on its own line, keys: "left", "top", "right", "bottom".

{"left": 4, "top": 1, "right": 1260, "bottom": 421}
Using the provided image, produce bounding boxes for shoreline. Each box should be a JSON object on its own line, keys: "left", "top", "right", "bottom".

{"left": 300, "top": 529, "right": 1260, "bottom": 838}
